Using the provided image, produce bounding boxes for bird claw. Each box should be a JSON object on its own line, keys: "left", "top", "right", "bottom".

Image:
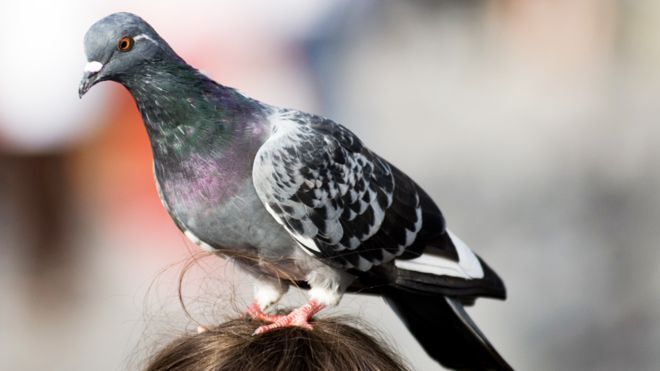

{"left": 246, "top": 301, "right": 285, "bottom": 323}
{"left": 251, "top": 300, "right": 324, "bottom": 335}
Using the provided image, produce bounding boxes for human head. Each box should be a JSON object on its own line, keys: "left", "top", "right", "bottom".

{"left": 145, "top": 316, "right": 409, "bottom": 371}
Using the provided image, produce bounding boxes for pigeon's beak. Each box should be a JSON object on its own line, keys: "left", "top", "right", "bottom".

{"left": 78, "top": 61, "right": 104, "bottom": 98}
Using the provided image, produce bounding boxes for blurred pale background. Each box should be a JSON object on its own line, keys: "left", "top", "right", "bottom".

{"left": 1, "top": 1, "right": 659, "bottom": 370}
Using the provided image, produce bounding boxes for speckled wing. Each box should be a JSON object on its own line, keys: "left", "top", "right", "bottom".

{"left": 252, "top": 110, "right": 434, "bottom": 272}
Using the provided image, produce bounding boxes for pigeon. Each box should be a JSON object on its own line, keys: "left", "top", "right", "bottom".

{"left": 79, "top": 13, "right": 512, "bottom": 371}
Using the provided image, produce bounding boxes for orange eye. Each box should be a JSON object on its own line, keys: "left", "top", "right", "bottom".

{"left": 117, "top": 36, "right": 134, "bottom": 52}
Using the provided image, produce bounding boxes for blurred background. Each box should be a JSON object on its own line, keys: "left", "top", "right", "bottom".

{"left": 1, "top": 0, "right": 659, "bottom": 370}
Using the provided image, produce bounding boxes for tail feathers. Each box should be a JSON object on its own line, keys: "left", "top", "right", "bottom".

{"left": 395, "top": 256, "right": 506, "bottom": 301}
{"left": 394, "top": 230, "right": 507, "bottom": 301}
{"left": 383, "top": 287, "right": 513, "bottom": 371}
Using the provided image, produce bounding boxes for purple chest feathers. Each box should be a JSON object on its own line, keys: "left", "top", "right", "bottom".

{"left": 157, "top": 152, "right": 252, "bottom": 216}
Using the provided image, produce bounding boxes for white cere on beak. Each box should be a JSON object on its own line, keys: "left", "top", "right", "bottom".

{"left": 84, "top": 61, "right": 103, "bottom": 74}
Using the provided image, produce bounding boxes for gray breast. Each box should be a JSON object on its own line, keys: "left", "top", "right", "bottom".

{"left": 154, "top": 168, "right": 296, "bottom": 258}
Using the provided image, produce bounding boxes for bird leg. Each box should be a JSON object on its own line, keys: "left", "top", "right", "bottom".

{"left": 246, "top": 278, "right": 289, "bottom": 322}
{"left": 252, "top": 300, "right": 325, "bottom": 335}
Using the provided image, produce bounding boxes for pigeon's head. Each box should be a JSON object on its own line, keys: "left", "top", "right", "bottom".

{"left": 79, "top": 12, "right": 176, "bottom": 98}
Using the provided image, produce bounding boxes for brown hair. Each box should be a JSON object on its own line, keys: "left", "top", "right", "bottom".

{"left": 145, "top": 315, "right": 409, "bottom": 371}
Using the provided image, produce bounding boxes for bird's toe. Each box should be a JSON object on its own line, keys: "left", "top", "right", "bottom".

{"left": 245, "top": 301, "right": 284, "bottom": 323}
{"left": 252, "top": 300, "right": 324, "bottom": 335}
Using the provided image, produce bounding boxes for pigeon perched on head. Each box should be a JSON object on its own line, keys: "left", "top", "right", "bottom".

{"left": 80, "top": 12, "right": 512, "bottom": 370}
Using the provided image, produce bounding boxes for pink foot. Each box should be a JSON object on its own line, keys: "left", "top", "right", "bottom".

{"left": 253, "top": 300, "right": 325, "bottom": 335}
{"left": 246, "top": 301, "right": 285, "bottom": 323}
